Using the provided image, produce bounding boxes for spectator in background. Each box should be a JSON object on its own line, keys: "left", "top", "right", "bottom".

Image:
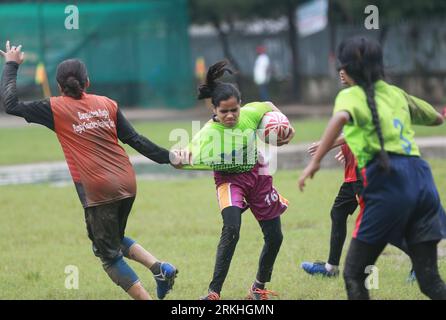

{"left": 253, "top": 45, "right": 271, "bottom": 101}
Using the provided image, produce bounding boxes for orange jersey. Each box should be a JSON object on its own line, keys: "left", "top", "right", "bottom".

{"left": 50, "top": 93, "right": 136, "bottom": 207}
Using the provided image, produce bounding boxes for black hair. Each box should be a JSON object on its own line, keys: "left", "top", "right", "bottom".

{"left": 56, "top": 59, "right": 88, "bottom": 99}
{"left": 197, "top": 60, "right": 241, "bottom": 107}
{"left": 337, "top": 36, "right": 390, "bottom": 172}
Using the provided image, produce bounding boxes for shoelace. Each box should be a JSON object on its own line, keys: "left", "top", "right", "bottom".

{"left": 153, "top": 272, "right": 165, "bottom": 281}
{"left": 154, "top": 266, "right": 177, "bottom": 281}
{"left": 251, "top": 288, "right": 278, "bottom": 300}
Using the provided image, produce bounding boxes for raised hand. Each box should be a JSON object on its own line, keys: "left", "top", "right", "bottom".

{"left": 0, "top": 40, "right": 25, "bottom": 64}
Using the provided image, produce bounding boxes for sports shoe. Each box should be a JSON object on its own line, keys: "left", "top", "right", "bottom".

{"left": 246, "top": 285, "right": 278, "bottom": 300}
{"left": 200, "top": 290, "right": 220, "bottom": 300}
{"left": 301, "top": 261, "right": 339, "bottom": 277}
{"left": 153, "top": 262, "right": 178, "bottom": 299}
{"left": 407, "top": 269, "right": 417, "bottom": 283}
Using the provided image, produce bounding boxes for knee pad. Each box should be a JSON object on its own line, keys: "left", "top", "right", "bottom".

{"left": 103, "top": 256, "right": 139, "bottom": 292}
{"left": 121, "top": 237, "right": 136, "bottom": 258}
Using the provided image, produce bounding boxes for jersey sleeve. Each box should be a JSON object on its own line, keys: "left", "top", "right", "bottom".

{"left": 116, "top": 108, "right": 171, "bottom": 164}
{"left": 15, "top": 99, "right": 54, "bottom": 130}
{"left": 402, "top": 91, "right": 440, "bottom": 126}
{"left": 1, "top": 61, "right": 54, "bottom": 130}
{"left": 241, "top": 102, "right": 273, "bottom": 127}
{"left": 334, "top": 89, "right": 355, "bottom": 118}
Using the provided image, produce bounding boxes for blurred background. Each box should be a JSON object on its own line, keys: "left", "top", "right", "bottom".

{"left": 0, "top": 0, "right": 445, "bottom": 110}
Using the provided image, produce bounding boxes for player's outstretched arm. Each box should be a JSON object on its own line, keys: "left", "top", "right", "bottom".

{"left": 307, "top": 135, "right": 346, "bottom": 156}
{"left": 404, "top": 92, "right": 444, "bottom": 126}
{"left": 0, "top": 41, "right": 54, "bottom": 129}
{"left": 1, "top": 40, "right": 25, "bottom": 116}
{"left": 298, "top": 111, "right": 350, "bottom": 191}
{"left": 116, "top": 109, "right": 182, "bottom": 166}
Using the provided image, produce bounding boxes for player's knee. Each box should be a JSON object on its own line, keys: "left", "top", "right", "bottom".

{"left": 103, "top": 256, "right": 139, "bottom": 291}
{"left": 330, "top": 208, "right": 338, "bottom": 221}
{"left": 417, "top": 275, "right": 446, "bottom": 299}
{"left": 90, "top": 242, "right": 122, "bottom": 266}
{"left": 343, "top": 262, "right": 363, "bottom": 281}
{"left": 343, "top": 268, "right": 354, "bottom": 284}
{"left": 265, "top": 229, "right": 283, "bottom": 248}
{"left": 228, "top": 225, "right": 241, "bottom": 242}
{"left": 418, "top": 281, "right": 434, "bottom": 298}
{"left": 121, "top": 237, "right": 136, "bottom": 258}
{"left": 276, "top": 231, "right": 284, "bottom": 246}
{"left": 222, "top": 224, "right": 240, "bottom": 243}
{"left": 331, "top": 208, "right": 348, "bottom": 224}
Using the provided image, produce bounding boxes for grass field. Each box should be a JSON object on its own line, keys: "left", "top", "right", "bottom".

{"left": 1, "top": 161, "right": 445, "bottom": 300}
{"left": 1, "top": 118, "right": 446, "bottom": 165}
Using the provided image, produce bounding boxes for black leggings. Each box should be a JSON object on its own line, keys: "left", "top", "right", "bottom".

{"left": 328, "top": 183, "right": 360, "bottom": 265}
{"left": 328, "top": 181, "right": 411, "bottom": 265}
{"left": 209, "top": 206, "right": 283, "bottom": 294}
{"left": 343, "top": 238, "right": 446, "bottom": 300}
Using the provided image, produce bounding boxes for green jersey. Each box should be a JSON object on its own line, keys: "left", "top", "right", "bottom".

{"left": 185, "top": 102, "right": 272, "bottom": 173}
{"left": 334, "top": 80, "right": 439, "bottom": 169}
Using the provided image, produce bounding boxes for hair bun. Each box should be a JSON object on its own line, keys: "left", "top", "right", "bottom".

{"left": 63, "top": 76, "right": 83, "bottom": 99}
{"left": 65, "top": 76, "right": 81, "bottom": 87}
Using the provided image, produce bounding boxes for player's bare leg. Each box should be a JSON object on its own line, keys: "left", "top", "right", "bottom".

{"left": 127, "top": 243, "right": 159, "bottom": 268}
{"left": 127, "top": 281, "right": 152, "bottom": 300}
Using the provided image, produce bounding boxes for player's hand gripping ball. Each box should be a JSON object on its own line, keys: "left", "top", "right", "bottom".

{"left": 258, "top": 111, "right": 292, "bottom": 145}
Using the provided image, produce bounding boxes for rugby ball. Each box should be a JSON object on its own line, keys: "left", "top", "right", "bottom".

{"left": 258, "top": 111, "right": 291, "bottom": 144}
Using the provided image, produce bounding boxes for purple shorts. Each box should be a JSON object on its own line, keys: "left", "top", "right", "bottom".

{"left": 214, "top": 163, "right": 288, "bottom": 221}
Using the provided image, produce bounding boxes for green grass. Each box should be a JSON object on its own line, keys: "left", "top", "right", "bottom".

{"left": 1, "top": 160, "right": 445, "bottom": 299}
{"left": 1, "top": 118, "right": 445, "bottom": 165}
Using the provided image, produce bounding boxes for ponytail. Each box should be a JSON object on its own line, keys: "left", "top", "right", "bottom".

{"left": 63, "top": 76, "right": 83, "bottom": 99}
{"left": 362, "top": 81, "right": 390, "bottom": 172}
{"left": 197, "top": 60, "right": 240, "bottom": 107}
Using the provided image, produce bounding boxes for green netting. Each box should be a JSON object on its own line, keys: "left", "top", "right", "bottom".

{"left": 0, "top": 0, "right": 194, "bottom": 109}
